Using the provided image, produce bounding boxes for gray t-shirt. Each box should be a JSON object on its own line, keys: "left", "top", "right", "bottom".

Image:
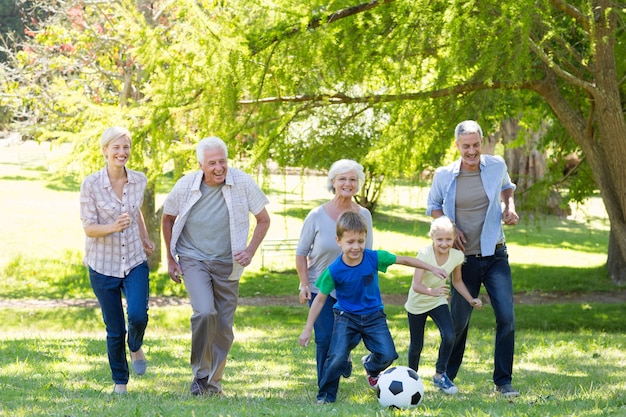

{"left": 296, "top": 205, "right": 373, "bottom": 293}
{"left": 177, "top": 182, "right": 232, "bottom": 262}
{"left": 455, "top": 170, "right": 488, "bottom": 255}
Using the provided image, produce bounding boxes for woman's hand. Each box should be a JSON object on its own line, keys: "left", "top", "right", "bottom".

{"left": 114, "top": 212, "right": 131, "bottom": 233}
{"left": 298, "top": 328, "right": 312, "bottom": 347}
{"left": 143, "top": 238, "right": 155, "bottom": 256}
{"left": 299, "top": 286, "right": 311, "bottom": 304}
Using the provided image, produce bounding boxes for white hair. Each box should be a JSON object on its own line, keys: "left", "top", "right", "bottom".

{"left": 196, "top": 136, "right": 228, "bottom": 163}
{"left": 326, "top": 159, "right": 366, "bottom": 193}
{"left": 454, "top": 120, "right": 483, "bottom": 142}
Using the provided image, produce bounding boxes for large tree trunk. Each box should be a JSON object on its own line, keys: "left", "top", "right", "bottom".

{"left": 141, "top": 181, "right": 162, "bottom": 272}
{"left": 530, "top": 1, "right": 626, "bottom": 285}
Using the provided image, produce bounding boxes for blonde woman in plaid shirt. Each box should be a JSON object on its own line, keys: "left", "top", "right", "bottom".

{"left": 80, "top": 127, "right": 155, "bottom": 394}
{"left": 162, "top": 136, "right": 270, "bottom": 396}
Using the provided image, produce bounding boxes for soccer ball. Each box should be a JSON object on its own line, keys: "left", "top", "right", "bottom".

{"left": 376, "top": 366, "right": 424, "bottom": 409}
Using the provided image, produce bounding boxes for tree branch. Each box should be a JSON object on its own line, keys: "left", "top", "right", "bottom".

{"left": 548, "top": 0, "right": 589, "bottom": 31}
{"left": 238, "top": 81, "right": 527, "bottom": 106}
{"left": 528, "top": 36, "right": 597, "bottom": 94}
{"left": 251, "top": 0, "right": 396, "bottom": 54}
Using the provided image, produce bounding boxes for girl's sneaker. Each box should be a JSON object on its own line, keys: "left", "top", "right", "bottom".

{"left": 433, "top": 372, "right": 459, "bottom": 395}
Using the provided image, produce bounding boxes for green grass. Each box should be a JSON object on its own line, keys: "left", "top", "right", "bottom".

{"left": 2, "top": 145, "right": 626, "bottom": 416}
{"left": 1, "top": 304, "right": 626, "bottom": 416}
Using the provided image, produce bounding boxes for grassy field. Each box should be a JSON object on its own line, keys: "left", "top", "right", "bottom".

{"left": 1, "top": 141, "right": 625, "bottom": 416}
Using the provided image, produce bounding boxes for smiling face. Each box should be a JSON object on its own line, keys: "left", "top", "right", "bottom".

{"left": 103, "top": 135, "right": 131, "bottom": 168}
{"left": 337, "top": 229, "right": 366, "bottom": 265}
{"left": 331, "top": 170, "right": 359, "bottom": 198}
{"left": 431, "top": 228, "right": 455, "bottom": 256}
{"left": 200, "top": 147, "right": 228, "bottom": 186}
{"left": 456, "top": 132, "right": 482, "bottom": 171}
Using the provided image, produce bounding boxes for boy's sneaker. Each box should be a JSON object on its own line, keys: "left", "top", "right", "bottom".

{"left": 361, "top": 354, "right": 379, "bottom": 389}
{"left": 433, "top": 373, "right": 458, "bottom": 395}
{"left": 495, "top": 384, "right": 520, "bottom": 398}
{"left": 366, "top": 374, "right": 379, "bottom": 390}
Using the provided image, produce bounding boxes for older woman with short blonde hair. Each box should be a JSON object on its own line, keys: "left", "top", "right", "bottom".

{"left": 80, "top": 127, "right": 155, "bottom": 394}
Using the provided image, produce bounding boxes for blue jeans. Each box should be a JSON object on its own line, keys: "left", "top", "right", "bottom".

{"left": 309, "top": 292, "right": 336, "bottom": 386}
{"left": 317, "top": 309, "right": 398, "bottom": 403}
{"left": 89, "top": 262, "right": 150, "bottom": 385}
{"left": 447, "top": 246, "right": 515, "bottom": 386}
{"left": 407, "top": 304, "right": 455, "bottom": 375}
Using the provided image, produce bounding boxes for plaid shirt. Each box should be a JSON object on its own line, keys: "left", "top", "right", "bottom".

{"left": 163, "top": 168, "right": 269, "bottom": 281}
{"left": 80, "top": 167, "right": 148, "bottom": 277}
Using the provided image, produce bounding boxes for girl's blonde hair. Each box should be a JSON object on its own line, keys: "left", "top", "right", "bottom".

{"left": 429, "top": 216, "right": 456, "bottom": 237}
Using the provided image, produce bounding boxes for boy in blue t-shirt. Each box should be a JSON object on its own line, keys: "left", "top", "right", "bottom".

{"left": 298, "top": 211, "right": 447, "bottom": 404}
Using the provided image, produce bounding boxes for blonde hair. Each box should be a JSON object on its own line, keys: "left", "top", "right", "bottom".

{"left": 429, "top": 216, "right": 456, "bottom": 238}
{"left": 101, "top": 127, "right": 131, "bottom": 148}
{"left": 326, "top": 159, "right": 366, "bottom": 194}
{"left": 336, "top": 211, "right": 368, "bottom": 239}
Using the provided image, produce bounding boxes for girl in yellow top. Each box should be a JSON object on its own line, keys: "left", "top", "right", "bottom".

{"left": 405, "top": 216, "right": 482, "bottom": 395}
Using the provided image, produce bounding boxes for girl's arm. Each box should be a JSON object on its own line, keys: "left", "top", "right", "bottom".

{"left": 298, "top": 292, "right": 328, "bottom": 346}
{"left": 451, "top": 266, "right": 482, "bottom": 308}
{"left": 411, "top": 268, "right": 449, "bottom": 298}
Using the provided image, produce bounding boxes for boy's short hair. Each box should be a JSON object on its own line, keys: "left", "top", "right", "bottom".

{"left": 430, "top": 216, "right": 456, "bottom": 237}
{"left": 336, "top": 211, "right": 368, "bottom": 238}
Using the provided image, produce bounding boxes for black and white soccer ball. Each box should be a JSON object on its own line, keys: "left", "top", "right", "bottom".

{"left": 376, "top": 366, "right": 424, "bottom": 409}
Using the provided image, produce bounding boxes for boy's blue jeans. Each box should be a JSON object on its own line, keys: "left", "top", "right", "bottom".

{"left": 317, "top": 309, "right": 398, "bottom": 403}
{"left": 89, "top": 262, "right": 150, "bottom": 385}
{"left": 447, "top": 246, "right": 515, "bottom": 386}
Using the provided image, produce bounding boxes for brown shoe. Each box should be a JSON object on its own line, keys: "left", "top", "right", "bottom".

{"left": 190, "top": 376, "right": 209, "bottom": 396}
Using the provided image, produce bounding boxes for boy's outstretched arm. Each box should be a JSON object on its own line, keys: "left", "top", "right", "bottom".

{"left": 396, "top": 255, "right": 448, "bottom": 280}
{"left": 298, "top": 292, "right": 328, "bottom": 347}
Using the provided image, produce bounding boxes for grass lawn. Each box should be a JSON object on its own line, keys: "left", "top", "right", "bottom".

{"left": 1, "top": 142, "right": 625, "bottom": 416}
{"left": 2, "top": 303, "right": 626, "bottom": 417}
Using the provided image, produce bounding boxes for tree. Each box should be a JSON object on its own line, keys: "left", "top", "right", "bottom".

{"left": 226, "top": 0, "right": 625, "bottom": 284}
{"left": 3, "top": 0, "right": 624, "bottom": 284}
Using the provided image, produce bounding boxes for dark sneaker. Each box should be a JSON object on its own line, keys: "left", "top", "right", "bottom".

{"left": 190, "top": 376, "right": 209, "bottom": 396}
{"left": 366, "top": 374, "right": 379, "bottom": 390}
{"left": 433, "top": 373, "right": 458, "bottom": 395}
{"left": 495, "top": 384, "right": 520, "bottom": 398}
{"left": 342, "top": 355, "right": 353, "bottom": 378}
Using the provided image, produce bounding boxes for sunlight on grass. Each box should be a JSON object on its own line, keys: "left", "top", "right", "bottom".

{"left": 2, "top": 305, "right": 626, "bottom": 416}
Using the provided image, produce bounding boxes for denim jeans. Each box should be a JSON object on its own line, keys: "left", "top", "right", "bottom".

{"left": 309, "top": 292, "right": 337, "bottom": 386}
{"left": 317, "top": 309, "right": 398, "bottom": 403}
{"left": 447, "top": 246, "right": 515, "bottom": 386}
{"left": 89, "top": 261, "right": 150, "bottom": 385}
{"left": 407, "top": 303, "right": 455, "bottom": 375}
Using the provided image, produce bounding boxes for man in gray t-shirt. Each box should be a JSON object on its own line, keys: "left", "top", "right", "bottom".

{"left": 427, "top": 120, "right": 520, "bottom": 398}
{"left": 162, "top": 136, "right": 270, "bottom": 396}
